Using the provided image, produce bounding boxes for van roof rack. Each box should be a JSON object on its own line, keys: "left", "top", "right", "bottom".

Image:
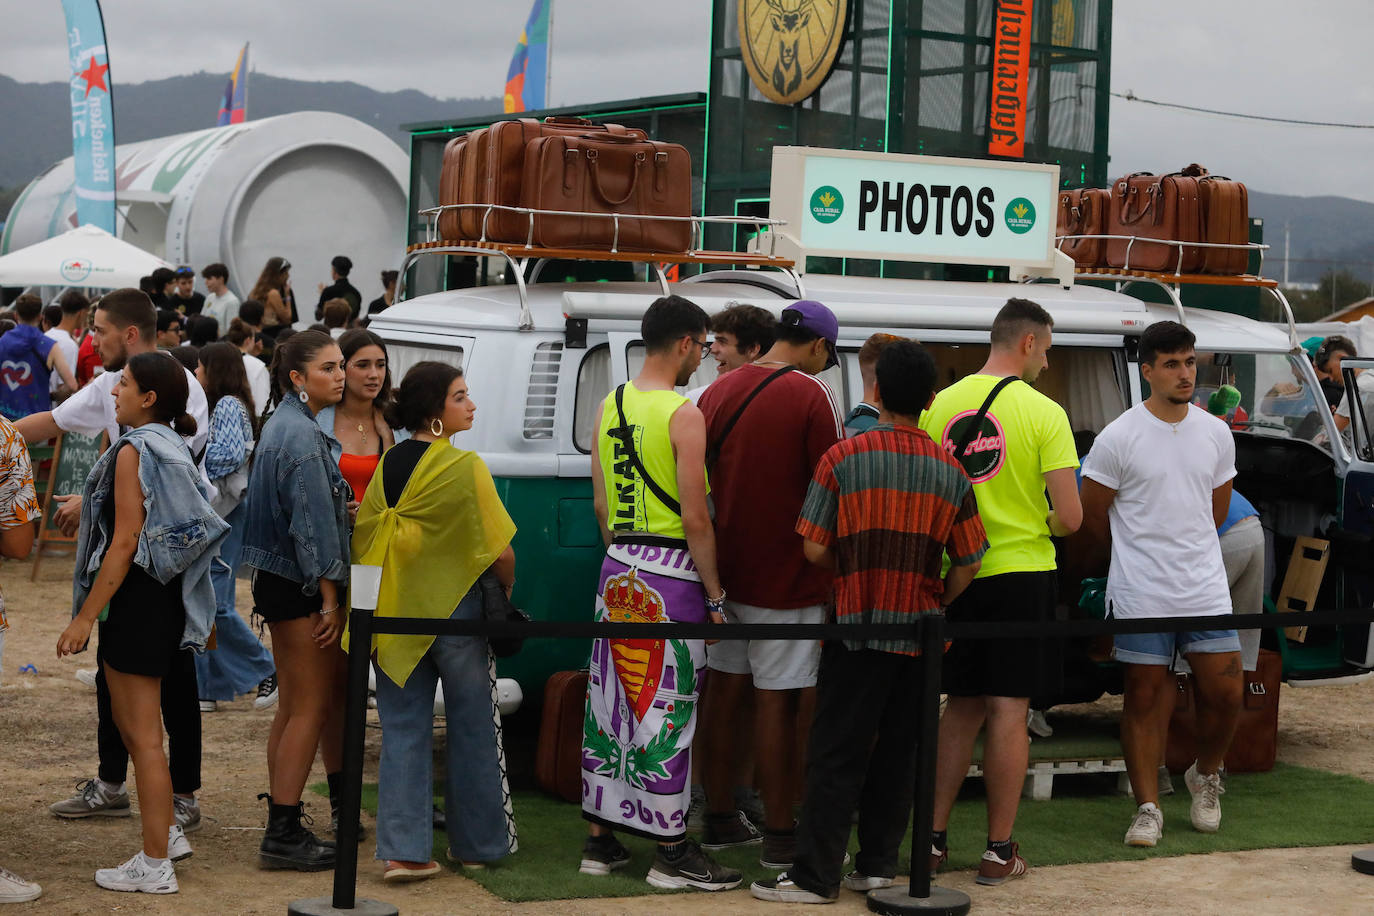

{"left": 400, "top": 205, "right": 801, "bottom": 329}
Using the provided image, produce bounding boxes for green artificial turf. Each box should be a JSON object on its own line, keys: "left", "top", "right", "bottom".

{"left": 314, "top": 763, "right": 1374, "bottom": 902}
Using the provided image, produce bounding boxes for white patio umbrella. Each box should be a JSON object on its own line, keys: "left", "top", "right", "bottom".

{"left": 0, "top": 224, "right": 171, "bottom": 290}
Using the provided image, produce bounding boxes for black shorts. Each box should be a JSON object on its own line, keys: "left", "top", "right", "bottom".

{"left": 943, "top": 570, "right": 1061, "bottom": 699}
{"left": 100, "top": 564, "right": 186, "bottom": 678}
{"left": 251, "top": 569, "right": 322, "bottom": 624}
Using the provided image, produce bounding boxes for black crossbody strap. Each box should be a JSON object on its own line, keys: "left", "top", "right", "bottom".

{"left": 952, "top": 376, "right": 1019, "bottom": 459}
{"left": 614, "top": 384, "right": 682, "bottom": 516}
{"left": 706, "top": 365, "right": 796, "bottom": 467}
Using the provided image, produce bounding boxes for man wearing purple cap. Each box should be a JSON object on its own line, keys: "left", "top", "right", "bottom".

{"left": 697, "top": 300, "right": 845, "bottom": 869}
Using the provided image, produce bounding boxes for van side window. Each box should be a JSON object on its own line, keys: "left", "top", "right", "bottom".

{"left": 386, "top": 343, "right": 464, "bottom": 384}
{"left": 573, "top": 344, "right": 611, "bottom": 453}
{"left": 525, "top": 341, "right": 562, "bottom": 440}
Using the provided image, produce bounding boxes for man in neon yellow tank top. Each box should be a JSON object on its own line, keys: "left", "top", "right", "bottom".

{"left": 578, "top": 295, "right": 740, "bottom": 892}
{"left": 918, "top": 298, "right": 1082, "bottom": 885}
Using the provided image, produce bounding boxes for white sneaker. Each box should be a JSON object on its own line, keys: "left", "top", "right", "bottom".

{"left": 168, "top": 825, "right": 193, "bottom": 862}
{"left": 1185, "top": 762, "right": 1224, "bottom": 833}
{"left": 1124, "top": 803, "right": 1163, "bottom": 847}
{"left": 75, "top": 668, "right": 98, "bottom": 689}
{"left": 173, "top": 794, "right": 202, "bottom": 833}
{"left": 199, "top": 700, "right": 217, "bottom": 713}
{"left": 94, "top": 852, "right": 178, "bottom": 894}
{"left": 0, "top": 865, "right": 41, "bottom": 903}
{"left": 841, "top": 870, "right": 893, "bottom": 891}
{"left": 1158, "top": 765, "right": 1175, "bottom": 797}
{"left": 1027, "top": 708, "right": 1054, "bottom": 738}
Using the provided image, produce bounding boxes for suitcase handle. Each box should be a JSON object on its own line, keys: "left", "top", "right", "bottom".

{"left": 586, "top": 149, "right": 645, "bottom": 206}
{"left": 543, "top": 116, "right": 595, "bottom": 126}
{"left": 1116, "top": 180, "right": 1160, "bottom": 226}
{"left": 579, "top": 133, "right": 642, "bottom": 144}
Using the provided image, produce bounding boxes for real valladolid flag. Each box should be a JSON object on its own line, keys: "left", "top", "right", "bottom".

{"left": 60, "top": 0, "right": 117, "bottom": 233}
{"left": 217, "top": 42, "right": 250, "bottom": 126}
{"left": 504, "top": 0, "right": 551, "bottom": 113}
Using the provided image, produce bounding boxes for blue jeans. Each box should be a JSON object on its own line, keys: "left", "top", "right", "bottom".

{"left": 195, "top": 503, "right": 276, "bottom": 700}
{"left": 373, "top": 587, "right": 516, "bottom": 864}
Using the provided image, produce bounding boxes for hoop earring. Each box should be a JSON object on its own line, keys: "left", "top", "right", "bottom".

{"left": 430, "top": 417, "right": 445, "bottom": 437}
{"left": 298, "top": 389, "right": 309, "bottom": 403}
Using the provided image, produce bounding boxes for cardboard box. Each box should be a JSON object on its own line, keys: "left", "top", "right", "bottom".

{"left": 1279, "top": 537, "right": 1330, "bottom": 643}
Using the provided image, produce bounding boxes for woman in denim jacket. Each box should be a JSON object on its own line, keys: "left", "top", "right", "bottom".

{"left": 59, "top": 352, "right": 228, "bottom": 895}
{"left": 240, "top": 329, "right": 349, "bottom": 871}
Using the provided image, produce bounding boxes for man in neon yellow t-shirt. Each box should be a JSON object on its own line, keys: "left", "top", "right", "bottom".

{"left": 918, "top": 298, "right": 1082, "bottom": 886}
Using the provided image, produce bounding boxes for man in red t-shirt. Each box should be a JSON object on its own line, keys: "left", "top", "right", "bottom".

{"left": 696, "top": 300, "right": 844, "bottom": 868}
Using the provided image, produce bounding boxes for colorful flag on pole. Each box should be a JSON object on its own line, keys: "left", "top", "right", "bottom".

{"left": 217, "top": 42, "right": 250, "bottom": 126}
{"left": 60, "top": 0, "right": 117, "bottom": 233}
{"left": 503, "top": 0, "right": 550, "bottom": 113}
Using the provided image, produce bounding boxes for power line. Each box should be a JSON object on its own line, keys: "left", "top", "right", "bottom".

{"left": 1111, "top": 90, "right": 1374, "bottom": 130}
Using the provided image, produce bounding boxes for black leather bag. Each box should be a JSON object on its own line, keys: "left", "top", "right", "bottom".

{"left": 478, "top": 570, "right": 528, "bottom": 658}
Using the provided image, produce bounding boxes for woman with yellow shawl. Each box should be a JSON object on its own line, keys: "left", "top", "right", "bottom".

{"left": 350, "top": 361, "right": 518, "bottom": 882}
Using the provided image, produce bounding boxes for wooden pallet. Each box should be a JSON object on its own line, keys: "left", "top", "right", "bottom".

{"left": 406, "top": 238, "right": 795, "bottom": 269}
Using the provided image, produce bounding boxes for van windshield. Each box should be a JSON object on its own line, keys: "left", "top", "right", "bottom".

{"left": 1190, "top": 352, "right": 1331, "bottom": 450}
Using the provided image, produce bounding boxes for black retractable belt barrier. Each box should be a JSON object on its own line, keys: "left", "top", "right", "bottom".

{"left": 303, "top": 563, "right": 1374, "bottom": 913}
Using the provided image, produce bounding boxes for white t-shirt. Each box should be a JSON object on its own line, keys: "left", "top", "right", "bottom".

{"left": 52, "top": 363, "right": 210, "bottom": 459}
{"left": 45, "top": 328, "right": 78, "bottom": 393}
{"left": 203, "top": 290, "right": 241, "bottom": 335}
{"left": 243, "top": 353, "right": 270, "bottom": 417}
{"left": 1081, "top": 402, "right": 1236, "bottom": 619}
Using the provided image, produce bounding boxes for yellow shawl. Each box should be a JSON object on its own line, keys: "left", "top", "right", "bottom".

{"left": 346, "top": 440, "right": 516, "bottom": 686}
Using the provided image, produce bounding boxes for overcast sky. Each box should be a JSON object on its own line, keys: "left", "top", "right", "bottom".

{"left": 2, "top": 0, "right": 1370, "bottom": 201}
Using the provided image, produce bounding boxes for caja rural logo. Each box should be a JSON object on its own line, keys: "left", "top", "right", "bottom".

{"left": 809, "top": 185, "right": 843, "bottom": 223}
{"left": 943, "top": 409, "right": 1006, "bottom": 482}
{"left": 1004, "top": 197, "right": 1036, "bottom": 234}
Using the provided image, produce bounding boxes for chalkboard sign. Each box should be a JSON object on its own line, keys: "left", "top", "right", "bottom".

{"left": 31, "top": 431, "right": 107, "bottom": 579}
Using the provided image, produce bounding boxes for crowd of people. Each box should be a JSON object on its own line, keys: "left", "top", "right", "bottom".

{"left": 0, "top": 274, "right": 1350, "bottom": 903}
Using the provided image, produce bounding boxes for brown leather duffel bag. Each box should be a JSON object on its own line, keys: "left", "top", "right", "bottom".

{"left": 436, "top": 134, "right": 469, "bottom": 240}
{"left": 1165, "top": 648, "right": 1281, "bottom": 774}
{"left": 468, "top": 117, "right": 648, "bottom": 243}
{"left": 1056, "top": 188, "right": 1110, "bottom": 268}
{"left": 520, "top": 133, "right": 693, "bottom": 252}
{"left": 1105, "top": 172, "right": 1204, "bottom": 272}
{"left": 455, "top": 126, "right": 491, "bottom": 239}
{"left": 1179, "top": 164, "right": 1251, "bottom": 275}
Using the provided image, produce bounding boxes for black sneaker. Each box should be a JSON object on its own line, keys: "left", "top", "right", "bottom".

{"left": 254, "top": 674, "right": 278, "bottom": 710}
{"left": 760, "top": 830, "right": 796, "bottom": 869}
{"left": 578, "top": 835, "right": 631, "bottom": 876}
{"left": 645, "top": 839, "right": 742, "bottom": 891}
{"left": 700, "top": 810, "right": 762, "bottom": 849}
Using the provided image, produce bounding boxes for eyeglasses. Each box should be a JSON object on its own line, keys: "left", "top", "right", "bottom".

{"left": 689, "top": 336, "right": 711, "bottom": 358}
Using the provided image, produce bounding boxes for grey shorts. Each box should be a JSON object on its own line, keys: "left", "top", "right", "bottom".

{"left": 705, "top": 601, "right": 823, "bottom": 690}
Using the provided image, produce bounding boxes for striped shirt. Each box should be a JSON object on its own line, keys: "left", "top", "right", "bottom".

{"left": 797, "top": 423, "right": 988, "bottom": 656}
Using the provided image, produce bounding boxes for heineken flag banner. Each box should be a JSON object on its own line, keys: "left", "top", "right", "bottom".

{"left": 60, "top": 0, "right": 117, "bottom": 233}
{"left": 217, "top": 42, "right": 249, "bottom": 126}
{"left": 504, "top": 0, "right": 550, "bottom": 113}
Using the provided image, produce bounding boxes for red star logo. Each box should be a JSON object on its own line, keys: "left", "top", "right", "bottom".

{"left": 79, "top": 56, "right": 109, "bottom": 97}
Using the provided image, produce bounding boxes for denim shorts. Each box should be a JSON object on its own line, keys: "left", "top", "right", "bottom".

{"left": 1113, "top": 628, "right": 1241, "bottom": 666}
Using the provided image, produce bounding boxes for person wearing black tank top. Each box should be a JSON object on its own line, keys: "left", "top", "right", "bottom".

{"left": 352, "top": 361, "right": 517, "bottom": 883}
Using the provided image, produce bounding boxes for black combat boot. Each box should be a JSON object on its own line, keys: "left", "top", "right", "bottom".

{"left": 258, "top": 793, "right": 336, "bottom": 871}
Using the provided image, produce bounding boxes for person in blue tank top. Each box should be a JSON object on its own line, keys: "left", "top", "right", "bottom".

{"left": 0, "top": 295, "right": 77, "bottom": 420}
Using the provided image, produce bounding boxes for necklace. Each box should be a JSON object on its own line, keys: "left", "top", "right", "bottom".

{"left": 337, "top": 409, "right": 370, "bottom": 437}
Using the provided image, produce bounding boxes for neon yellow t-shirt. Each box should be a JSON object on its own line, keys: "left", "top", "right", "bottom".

{"left": 920, "top": 374, "right": 1078, "bottom": 577}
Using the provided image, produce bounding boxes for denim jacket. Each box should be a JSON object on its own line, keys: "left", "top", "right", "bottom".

{"left": 73, "top": 423, "right": 229, "bottom": 652}
{"left": 242, "top": 394, "right": 350, "bottom": 594}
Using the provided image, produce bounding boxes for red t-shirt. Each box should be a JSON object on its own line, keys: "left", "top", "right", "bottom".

{"left": 699, "top": 365, "right": 844, "bottom": 608}
{"left": 76, "top": 334, "right": 100, "bottom": 387}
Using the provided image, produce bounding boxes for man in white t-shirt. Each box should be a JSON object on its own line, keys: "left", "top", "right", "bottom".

{"left": 46, "top": 291, "right": 88, "bottom": 398}
{"left": 1081, "top": 320, "right": 1242, "bottom": 850}
{"left": 201, "top": 263, "right": 241, "bottom": 335}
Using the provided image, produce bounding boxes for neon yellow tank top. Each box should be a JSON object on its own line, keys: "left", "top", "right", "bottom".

{"left": 598, "top": 382, "right": 694, "bottom": 539}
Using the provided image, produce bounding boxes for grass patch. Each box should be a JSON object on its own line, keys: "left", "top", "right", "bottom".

{"left": 315, "top": 763, "right": 1374, "bottom": 902}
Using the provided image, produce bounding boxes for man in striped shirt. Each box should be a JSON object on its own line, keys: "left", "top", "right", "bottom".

{"left": 752, "top": 340, "right": 987, "bottom": 904}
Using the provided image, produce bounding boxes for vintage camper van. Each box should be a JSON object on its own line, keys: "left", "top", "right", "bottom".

{"left": 366, "top": 263, "right": 1374, "bottom": 707}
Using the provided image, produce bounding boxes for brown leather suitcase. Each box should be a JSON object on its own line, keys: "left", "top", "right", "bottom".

{"left": 1165, "top": 648, "right": 1281, "bottom": 774}
{"left": 1056, "top": 188, "right": 1110, "bottom": 268}
{"left": 535, "top": 670, "right": 589, "bottom": 803}
{"left": 1105, "top": 172, "right": 1204, "bottom": 272}
{"left": 476, "top": 117, "right": 647, "bottom": 244}
{"left": 455, "top": 127, "right": 491, "bottom": 240}
{"left": 1197, "top": 176, "right": 1250, "bottom": 275}
{"left": 436, "top": 135, "right": 469, "bottom": 240}
{"left": 520, "top": 134, "right": 693, "bottom": 252}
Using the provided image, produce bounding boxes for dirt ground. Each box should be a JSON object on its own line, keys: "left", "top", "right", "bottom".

{"left": 4, "top": 555, "right": 1374, "bottom": 915}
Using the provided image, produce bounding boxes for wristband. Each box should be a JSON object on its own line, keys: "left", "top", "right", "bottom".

{"left": 706, "top": 590, "right": 727, "bottom": 614}
{"left": 320, "top": 605, "right": 339, "bottom": 616}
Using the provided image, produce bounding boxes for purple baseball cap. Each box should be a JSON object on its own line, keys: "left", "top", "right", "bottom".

{"left": 780, "top": 299, "right": 839, "bottom": 370}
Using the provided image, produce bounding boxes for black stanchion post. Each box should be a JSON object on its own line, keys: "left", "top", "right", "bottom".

{"left": 288, "top": 565, "right": 397, "bottom": 916}
{"left": 868, "top": 613, "right": 971, "bottom": 916}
